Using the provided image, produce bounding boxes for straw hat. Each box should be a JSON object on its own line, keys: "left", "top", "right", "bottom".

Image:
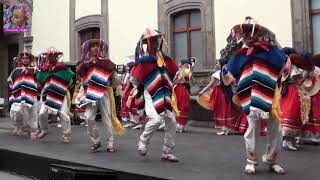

{"left": 298, "top": 74, "right": 320, "bottom": 96}
{"left": 298, "top": 53, "right": 320, "bottom": 96}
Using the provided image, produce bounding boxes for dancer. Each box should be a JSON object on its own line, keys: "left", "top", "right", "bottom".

{"left": 121, "top": 61, "right": 145, "bottom": 129}
{"left": 198, "top": 67, "right": 248, "bottom": 135}
{"left": 300, "top": 53, "right": 320, "bottom": 144}
{"left": 120, "top": 64, "right": 131, "bottom": 123}
{"left": 222, "top": 17, "right": 287, "bottom": 175}
{"left": 77, "top": 39, "right": 125, "bottom": 152}
{"left": 173, "top": 57, "right": 195, "bottom": 133}
{"left": 131, "top": 28, "right": 179, "bottom": 162}
{"left": 8, "top": 52, "right": 39, "bottom": 139}
{"left": 280, "top": 48, "right": 314, "bottom": 150}
{"left": 36, "top": 47, "right": 74, "bottom": 143}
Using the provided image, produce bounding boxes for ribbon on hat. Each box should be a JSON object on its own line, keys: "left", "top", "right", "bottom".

{"left": 156, "top": 51, "right": 166, "bottom": 67}
{"left": 246, "top": 41, "right": 270, "bottom": 56}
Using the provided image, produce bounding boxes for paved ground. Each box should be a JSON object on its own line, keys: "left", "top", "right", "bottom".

{"left": 0, "top": 117, "right": 319, "bottom": 180}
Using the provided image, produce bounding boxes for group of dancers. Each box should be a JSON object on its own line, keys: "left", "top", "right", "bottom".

{"left": 7, "top": 17, "right": 320, "bottom": 175}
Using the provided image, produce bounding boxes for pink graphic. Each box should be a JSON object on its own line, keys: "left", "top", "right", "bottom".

{"left": 3, "top": 2, "right": 30, "bottom": 32}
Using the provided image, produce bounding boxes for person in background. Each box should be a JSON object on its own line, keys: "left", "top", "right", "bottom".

{"left": 173, "top": 57, "right": 195, "bottom": 133}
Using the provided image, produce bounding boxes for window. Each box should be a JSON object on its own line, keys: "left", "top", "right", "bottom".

{"left": 311, "top": 0, "right": 320, "bottom": 54}
{"left": 79, "top": 27, "right": 100, "bottom": 45}
{"left": 173, "top": 10, "right": 202, "bottom": 64}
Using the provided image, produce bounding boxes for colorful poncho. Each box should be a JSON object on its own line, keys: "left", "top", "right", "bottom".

{"left": 77, "top": 59, "right": 116, "bottom": 105}
{"left": 77, "top": 58, "right": 125, "bottom": 135}
{"left": 8, "top": 67, "right": 38, "bottom": 107}
{"left": 131, "top": 53, "right": 178, "bottom": 114}
{"left": 225, "top": 43, "right": 287, "bottom": 114}
{"left": 37, "top": 64, "right": 74, "bottom": 111}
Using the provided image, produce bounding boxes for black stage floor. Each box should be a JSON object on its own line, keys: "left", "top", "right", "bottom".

{"left": 0, "top": 122, "right": 319, "bottom": 180}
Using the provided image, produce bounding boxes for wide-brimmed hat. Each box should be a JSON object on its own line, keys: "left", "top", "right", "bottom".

{"left": 135, "top": 28, "right": 166, "bottom": 58}
{"left": 43, "top": 47, "right": 63, "bottom": 56}
{"left": 298, "top": 53, "right": 320, "bottom": 96}
{"left": 289, "top": 54, "right": 314, "bottom": 71}
{"left": 232, "top": 17, "right": 273, "bottom": 39}
{"left": 180, "top": 59, "right": 191, "bottom": 65}
{"left": 80, "top": 39, "right": 108, "bottom": 61}
{"left": 84, "top": 39, "right": 109, "bottom": 51}
{"left": 312, "top": 54, "right": 320, "bottom": 67}
{"left": 87, "top": 39, "right": 103, "bottom": 46}
{"left": 180, "top": 57, "right": 197, "bottom": 66}
{"left": 282, "top": 47, "right": 298, "bottom": 56}
{"left": 42, "top": 47, "right": 64, "bottom": 64}
{"left": 299, "top": 73, "right": 320, "bottom": 96}
{"left": 140, "top": 28, "right": 163, "bottom": 43}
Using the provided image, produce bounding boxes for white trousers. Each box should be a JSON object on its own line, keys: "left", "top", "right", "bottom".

{"left": 244, "top": 110, "right": 282, "bottom": 164}
{"left": 10, "top": 102, "right": 38, "bottom": 133}
{"left": 140, "top": 90, "right": 177, "bottom": 153}
{"left": 84, "top": 93, "right": 115, "bottom": 145}
{"left": 38, "top": 96, "right": 71, "bottom": 136}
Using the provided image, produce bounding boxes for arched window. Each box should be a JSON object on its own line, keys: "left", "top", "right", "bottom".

{"left": 311, "top": 0, "right": 320, "bottom": 53}
{"left": 173, "top": 10, "right": 202, "bottom": 63}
